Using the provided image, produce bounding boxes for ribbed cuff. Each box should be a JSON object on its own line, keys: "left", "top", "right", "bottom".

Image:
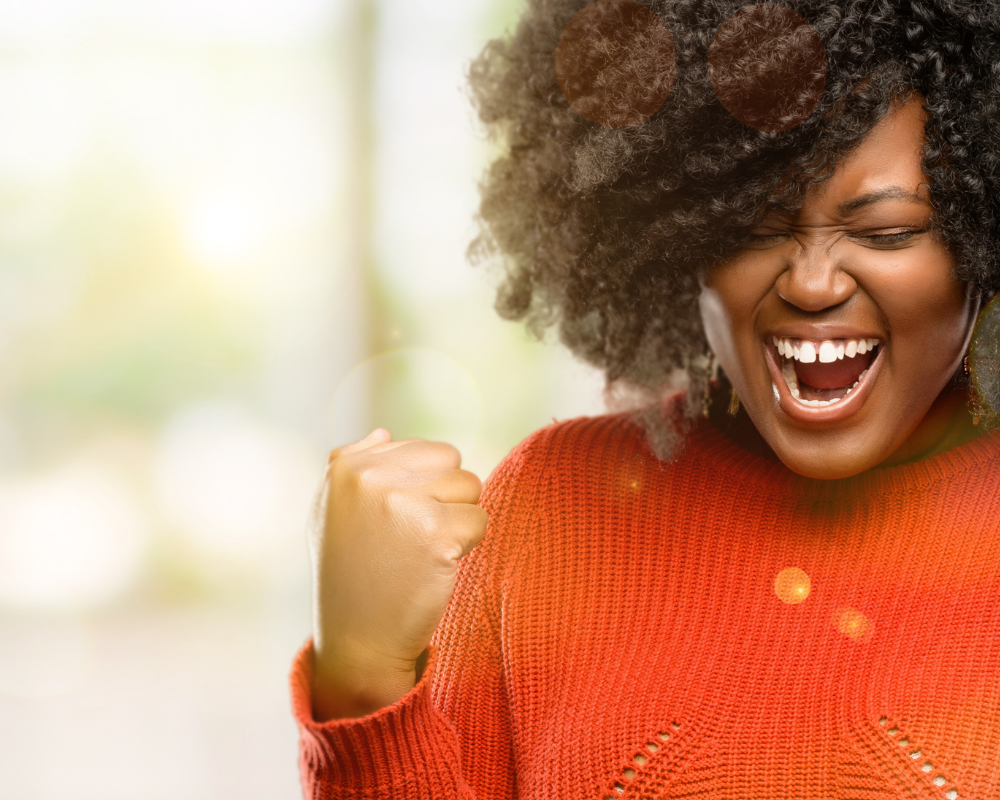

{"left": 290, "top": 641, "right": 463, "bottom": 796}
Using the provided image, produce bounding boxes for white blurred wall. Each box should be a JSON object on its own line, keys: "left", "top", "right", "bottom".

{"left": 0, "top": 0, "right": 605, "bottom": 797}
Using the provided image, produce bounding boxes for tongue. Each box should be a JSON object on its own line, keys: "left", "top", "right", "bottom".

{"left": 794, "top": 350, "right": 873, "bottom": 390}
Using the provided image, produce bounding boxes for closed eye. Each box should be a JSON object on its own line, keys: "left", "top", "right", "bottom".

{"left": 744, "top": 228, "right": 928, "bottom": 250}
{"left": 850, "top": 229, "right": 927, "bottom": 248}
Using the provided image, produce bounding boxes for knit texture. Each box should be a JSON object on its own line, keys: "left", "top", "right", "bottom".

{"left": 291, "top": 412, "right": 1000, "bottom": 799}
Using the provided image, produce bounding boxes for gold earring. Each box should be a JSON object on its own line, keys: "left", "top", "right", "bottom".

{"left": 964, "top": 353, "right": 981, "bottom": 425}
{"left": 728, "top": 388, "right": 740, "bottom": 416}
{"left": 701, "top": 355, "right": 715, "bottom": 418}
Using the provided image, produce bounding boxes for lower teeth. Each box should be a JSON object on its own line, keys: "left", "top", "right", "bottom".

{"left": 780, "top": 359, "right": 869, "bottom": 407}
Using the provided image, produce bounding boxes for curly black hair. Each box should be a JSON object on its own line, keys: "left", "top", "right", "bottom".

{"left": 468, "top": 0, "right": 1000, "bottom": 455}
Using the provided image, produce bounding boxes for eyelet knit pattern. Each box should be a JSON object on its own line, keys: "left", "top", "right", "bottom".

{"left": 291, "top": 411, "right": 1000, "bottom": 799}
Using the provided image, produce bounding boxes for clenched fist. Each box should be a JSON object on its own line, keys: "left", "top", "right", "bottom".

{"left": 309, "top": 429, "right": 488, "bottom": 721}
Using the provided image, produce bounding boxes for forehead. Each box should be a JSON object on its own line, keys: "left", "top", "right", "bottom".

{"left": 799, "top": 97, "right": 931, "bottom": 216}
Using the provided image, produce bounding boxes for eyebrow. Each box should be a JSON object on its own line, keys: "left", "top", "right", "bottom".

{"left": 836, "top": 186, "right": 929, "bottom": 215}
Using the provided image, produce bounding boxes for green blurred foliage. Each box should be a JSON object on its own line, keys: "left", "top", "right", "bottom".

{"left": 2, "top": 159, "right": 258, "bottom": 428}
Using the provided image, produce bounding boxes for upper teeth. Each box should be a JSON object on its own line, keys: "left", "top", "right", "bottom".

{"left": 772, "top": 337, "right": 880, "bottom": 362}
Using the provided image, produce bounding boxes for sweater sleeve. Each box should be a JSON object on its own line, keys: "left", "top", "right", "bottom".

{"left": 290, "top": 431, "right": 541, "bottom": 800}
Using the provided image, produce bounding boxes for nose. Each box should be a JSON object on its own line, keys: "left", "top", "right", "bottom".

{"left": 774, "top": 239, "right": 857, "bottom": 312}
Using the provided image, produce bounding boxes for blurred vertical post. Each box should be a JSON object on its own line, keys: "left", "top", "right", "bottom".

{"left": 341, "top": 0, "right": 383, "bottom": 439}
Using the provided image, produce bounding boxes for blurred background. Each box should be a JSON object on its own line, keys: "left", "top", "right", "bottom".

{"left": 0, "top": 0, "right": 604, "bottom": 796}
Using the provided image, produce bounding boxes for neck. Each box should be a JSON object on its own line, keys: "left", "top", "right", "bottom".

{"left": 707, "top": 383, "right": 779, "bottom": 461}
{"left": 879, "top": 381, "right": 980, "bottom": 466}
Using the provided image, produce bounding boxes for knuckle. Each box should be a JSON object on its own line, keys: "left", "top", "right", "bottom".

{"left": 469, "top": 511, "right": 489, "bottom": 542}
{"left": 329, "top": 457, "right": 364, "bottom": 495}
{"left": 450, "top": 507, "right": 487, "bottom": 547}
{"left": 438, "top": 440, "right": 461, "bottom": 457}
{"left": 382, "top": 486, "right": 413, "bottom": 517}
{"left": 462, "top": 471, "right": 484, "bottom": 500}
{"left": 426, "top": 440, "right": 462, "bottom": 465}
{"left": 340, "top": 450, "right": 391, "bottom": 485}
{"left": 430, "top": 536, "right": 462, "bottom": 565}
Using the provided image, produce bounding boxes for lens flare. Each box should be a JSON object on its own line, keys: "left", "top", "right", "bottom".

{"left": 0, "top": 463, "right": 149, "bottom": 610}
{"left": 834, "top": 607, "right": 873, "bottom": 641}
{"left": 153, "top": 403, "right": 320, "bottom": 562}
{"left": 774, "top": 567, "right": 811, "bottom": 604}
{"left": 556, "top": 0, "right": 676, "bottom": 128}
{"left": 709, "top": 4, "right": 826, "bottom": 133}
{"left": 330, "top": 347, "right": 483, "bottom": 466}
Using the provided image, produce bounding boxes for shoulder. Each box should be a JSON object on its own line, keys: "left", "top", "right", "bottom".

{"left": 476, "top": 410, "right": 685, "bottom": 564}
{"left": 453, "top": 414, "right": 650, "bottom": 614}
{"left": 481, "top": 411, "right": 650, "bottom": 508}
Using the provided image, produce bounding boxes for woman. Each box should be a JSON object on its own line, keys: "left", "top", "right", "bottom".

{"left": 292, "top": 1, "right": 1000, "bottom": 797}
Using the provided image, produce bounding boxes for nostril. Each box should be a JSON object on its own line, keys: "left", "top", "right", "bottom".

{"left": 776, "top": 260, "right": 857, "bottom": 314}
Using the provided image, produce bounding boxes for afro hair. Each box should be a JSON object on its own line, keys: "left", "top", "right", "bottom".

{"left": 468, "top": 0, "right": 1000, "bottom": 456}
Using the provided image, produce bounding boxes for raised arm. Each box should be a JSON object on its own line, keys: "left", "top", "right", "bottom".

{"left": 291, "top": 429, "right": 524, "bottom": 799}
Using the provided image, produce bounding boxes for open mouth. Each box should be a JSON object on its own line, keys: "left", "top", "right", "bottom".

{"left": 772, "top": 336, "right": 881, "bottom": 408}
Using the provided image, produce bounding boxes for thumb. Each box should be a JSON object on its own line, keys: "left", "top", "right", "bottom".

{"left": 329, "top": 428, "right": 392, "bottom": 463}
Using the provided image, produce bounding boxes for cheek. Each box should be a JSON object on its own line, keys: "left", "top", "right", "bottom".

{"left": 699, "top": 265, "right": 771, "bottom": 383}
{"left": 874, "top": 262, "right": 971, "bottom": 357}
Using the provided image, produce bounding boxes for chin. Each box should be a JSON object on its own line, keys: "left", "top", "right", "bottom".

{"left": 775, "top": 451, "right": 872, "bottom": 480}
{"left": 760, "top": 424, "right": 891, "bottom": 480}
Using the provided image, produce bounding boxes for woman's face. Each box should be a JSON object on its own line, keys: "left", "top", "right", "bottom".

{"left": 699, "top": 97, "right": 979, "bottom": 479}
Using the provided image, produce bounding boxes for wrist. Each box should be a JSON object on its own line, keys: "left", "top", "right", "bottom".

{"left": 311, "top": 638, "right": 419, "bottom": 721}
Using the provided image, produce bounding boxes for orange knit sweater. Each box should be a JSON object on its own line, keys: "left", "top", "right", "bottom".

{"left": 291, "top": 412, "right": 1000, "bottom": 799}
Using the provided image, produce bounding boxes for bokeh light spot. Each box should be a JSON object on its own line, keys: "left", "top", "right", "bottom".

{"left": 834, "top": 606, "right": 874, "bottom": 641}
{"left": 0, "top": 463, "right": 150, "bottom": 610}
{"left": 611, "top": 457, "right": 645, "bottom": 504}
{"left": 154, "top": 403, "right": 320, "bottom": 562}
{"left": 186, "top": 189, "right": 265, "bottom": 273}
{"left": 556, "top": 0, "right": 676, "bottom": 128}
{"left": 708, "top": 3, "right": 826, "bottom": 133}
{"left": 774, "top": 567, "right": 811, "bottom": 604}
